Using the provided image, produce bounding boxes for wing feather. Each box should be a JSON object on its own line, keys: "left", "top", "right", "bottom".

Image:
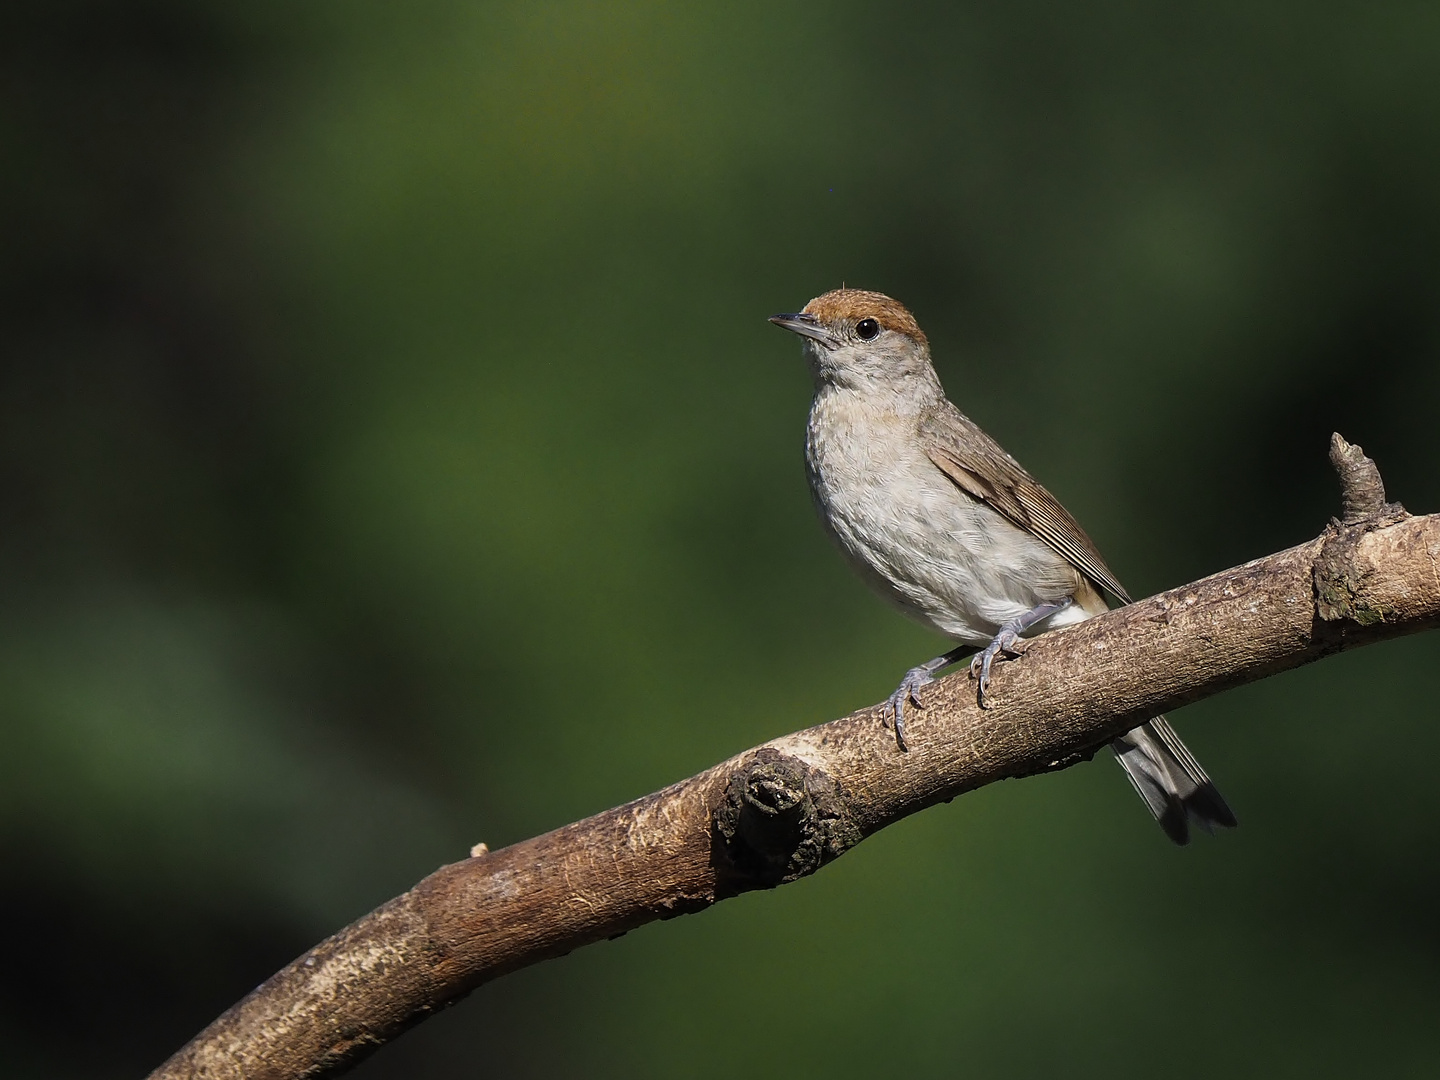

{"left": 920, "top": 406, "right": 1132, "bottom": 604}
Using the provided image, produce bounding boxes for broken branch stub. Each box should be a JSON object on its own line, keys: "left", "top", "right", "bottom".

{"left": 1316, "top": 434, "right": 1411, "bottom": 626}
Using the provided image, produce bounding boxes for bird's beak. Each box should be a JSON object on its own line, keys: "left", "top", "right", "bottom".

{"left": 768, "top": 312, "right": 839, "bottom": 350}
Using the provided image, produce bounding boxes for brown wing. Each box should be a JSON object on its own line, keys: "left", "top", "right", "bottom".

{"left": 920, "top": 405, "right": 1132, "bottom": 604}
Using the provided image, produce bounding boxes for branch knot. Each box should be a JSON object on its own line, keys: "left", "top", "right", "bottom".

{"left": 712, "top": 748, "right": 861, "bottom": 892}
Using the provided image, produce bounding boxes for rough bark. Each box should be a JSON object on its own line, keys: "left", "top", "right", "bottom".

{"left": 151, "top": 436, "right": 1440, "bottom": 1080}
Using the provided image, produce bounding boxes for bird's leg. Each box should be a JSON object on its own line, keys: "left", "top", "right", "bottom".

{"left": 970, "top": 597, "right": 1074, "bottom": 708}
{"left": 886, "top": 643, "right": 974, "bottom": 752}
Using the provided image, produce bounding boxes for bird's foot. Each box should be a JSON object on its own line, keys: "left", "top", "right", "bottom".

{"left": 969, "top": 630, "right": 1025, "bottom": 708}
{"left": 967, "top": 598, "right": 1076, "bottom": 708}
{"left": 882, "top": 646, "right": 974, "bottom": 751}
{"left": 884, "top": 669, "right": 932, "bottom": 752}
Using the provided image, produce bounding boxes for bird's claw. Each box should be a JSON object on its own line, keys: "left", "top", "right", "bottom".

{"left": 884, "top": 667, "right": 935, "bottom": 752}
{"left": 969, "top": 629, "right": 1025, "bottom": 708}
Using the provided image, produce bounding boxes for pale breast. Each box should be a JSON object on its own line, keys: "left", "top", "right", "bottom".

{"left": 805, "top": 389, "right": 1087, "bottom": 644}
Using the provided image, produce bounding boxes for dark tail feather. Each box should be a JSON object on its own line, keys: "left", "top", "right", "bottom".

{"left": 1111, "top": 716, "right": 1237, "bottom": 845}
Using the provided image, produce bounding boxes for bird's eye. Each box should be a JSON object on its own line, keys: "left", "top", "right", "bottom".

{"left": 855, "top": 318, "right": 881, "bottom": 341}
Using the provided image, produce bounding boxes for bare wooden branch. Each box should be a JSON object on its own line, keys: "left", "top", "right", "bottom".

{"left": 150, "top": 437, "right": 1440, "bottom": 1080}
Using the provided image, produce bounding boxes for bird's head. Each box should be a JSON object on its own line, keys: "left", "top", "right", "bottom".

{"left": 769, "top": 288, "right": 936, "bottom": 393}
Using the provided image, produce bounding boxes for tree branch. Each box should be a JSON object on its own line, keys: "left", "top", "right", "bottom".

{"left": 150, "top": 435, "right": 1440, "bottom": 1080}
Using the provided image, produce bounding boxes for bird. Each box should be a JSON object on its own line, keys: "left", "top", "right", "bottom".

{"left": 770, "top": 287, "right": 1236, "bottom": 844}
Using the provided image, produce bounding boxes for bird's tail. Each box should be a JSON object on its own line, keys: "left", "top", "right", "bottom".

{"left": 1111, "top": 716, "right": 1237, "bottom": 845}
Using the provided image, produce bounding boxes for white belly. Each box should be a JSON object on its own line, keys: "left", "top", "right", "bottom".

{"left": 805, "top": 390, "right": 1089, "bottom": 645}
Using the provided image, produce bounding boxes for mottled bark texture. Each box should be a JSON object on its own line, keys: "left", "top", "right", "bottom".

{"left": 152, "top": 436, "right": 1440, "bottom": 1080}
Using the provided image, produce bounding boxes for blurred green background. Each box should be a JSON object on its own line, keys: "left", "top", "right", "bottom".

{"left": 4, "top": 1, "right": 1439, "bottom": 1076}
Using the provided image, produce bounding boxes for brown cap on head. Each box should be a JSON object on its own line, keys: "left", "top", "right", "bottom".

{"left": 802, "top": 289, "right": 927, "bottom": 347}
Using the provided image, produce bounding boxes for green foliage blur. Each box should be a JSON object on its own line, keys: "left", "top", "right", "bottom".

{"left": 4, "top": 1, "right": 1439, "bottom": 1076}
